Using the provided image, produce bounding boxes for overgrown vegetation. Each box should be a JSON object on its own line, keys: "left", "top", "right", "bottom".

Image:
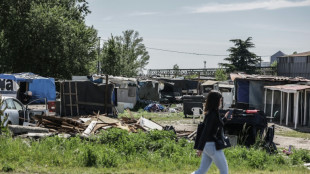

{"left": 215, "top": 67, "right": 228, "bottom": 81}
{"left": 0, "top": 99, "right": 9, "bottom": 135}
{"left": 101, "top": 30, "right": 150, "bottom": 77}
{"left": 0, "top": 0, "right": 98, "bottom": 79}
{"left": 0, "top": 128, "right": 310, "bottom": 173}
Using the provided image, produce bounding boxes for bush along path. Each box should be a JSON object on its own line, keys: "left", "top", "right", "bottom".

{"left": 0, "top": 128, "right": 310, "bottom": 173}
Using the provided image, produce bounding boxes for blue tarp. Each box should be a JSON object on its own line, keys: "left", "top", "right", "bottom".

{"left": 144, "top": 103, "right": 164, "bottom": 112}
{"left": 237, "top": 80, "right": 249, "bottom": 103}
{"left": 29, "top": 78, "right": 56, "bottom": 102}
{"left": 0, "top": 74, "right": 33, "bottom": 82}
{"left": 0, "top": 73, "right": 56, "bottom": 103}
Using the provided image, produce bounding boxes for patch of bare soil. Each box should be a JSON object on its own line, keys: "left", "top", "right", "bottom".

{"left": 159, "top": 119, "right": 310, "bottom": 150}
{"left": 272, "top": 123, "right": 310, "bottom": 150}
{"left": 273, "top": 135, "right": 310, "bottom": 150}
{"left": 158, "top": 118, "right": 199, "bottom": 132}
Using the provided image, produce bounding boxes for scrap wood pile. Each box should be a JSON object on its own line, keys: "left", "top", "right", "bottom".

{"left": 16, "top": 114, "right": 197, "bottom": 139}
{"left": 34, "top": 115, "right": 86, "bottom": 133}
{"left": 32, "top": 114, "right": 165, "bottom": 137}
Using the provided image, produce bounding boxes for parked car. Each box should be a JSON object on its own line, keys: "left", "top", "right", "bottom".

{"left": 0, "top": 96, "right": 48, "bottom": 126}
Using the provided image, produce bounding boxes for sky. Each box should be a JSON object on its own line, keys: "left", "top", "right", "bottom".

{"left": 85, "top": 0, "right": 310, "bottom": 70}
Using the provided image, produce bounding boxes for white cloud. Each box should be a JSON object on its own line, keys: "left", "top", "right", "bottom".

{"left": 129, "top": 12, "right": 159, "bottom": 16}
{"left": 193, "top": 0, "right": 310, "bottom": 13}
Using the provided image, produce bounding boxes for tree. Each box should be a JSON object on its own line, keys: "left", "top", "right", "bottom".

{"left": 173, "top": 64, "right": 179, "bottom": 77}
{"left": 101, "top": 35, "right": 121, "bottom": 76}
{"left": 220, "top": 37, "right": 261, "bottom": 74}
{"left": 101, "top": 30, "right": 150, "bottom": 77}
{"left": 215, "top": 67, "right": 227, "bottom": 81}
{"left": 271, "top": 60, "right": 277, "bottom": 75}
{"left": 0, "top": 0, "right": 98, "bottom": 79}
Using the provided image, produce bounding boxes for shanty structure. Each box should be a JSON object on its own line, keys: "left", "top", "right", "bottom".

{"left": 59, "top": 80, "right": 115, "bottom": 116}
{"left": 230, "top": 73, "right": 310, "bottom": 113}
{"left": 201, "top": 80, "right": 218, "bottom": 97}
{"left": 214, "top": 83, "right": 234, "bottom": 109}
{"left": 277, "top": 51, "right": 310, "bottom": 79}
{"left": 264, "top": 84, "right": 310, "bottom": 129}
{"left": 0, "top": 72, "right": 56, "bottom": 103}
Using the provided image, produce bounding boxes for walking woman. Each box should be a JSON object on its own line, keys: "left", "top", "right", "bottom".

{"left": 192, "top": 90, "right": 231, "bottom": 174}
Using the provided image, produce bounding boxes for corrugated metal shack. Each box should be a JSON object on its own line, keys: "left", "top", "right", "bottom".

{"left": 278, "top": 51, "right": 310, "bottom": 79}
{"left": 264, "top": 84, "right": 310, "bottom": 129}
{"left": 231, "top": 73, "right": 310, "bottom": 126}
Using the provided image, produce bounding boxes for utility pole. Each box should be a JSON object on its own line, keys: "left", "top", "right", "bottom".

{"left": 204, "top": 61, "right": 206, "bottom": 75}
{"left": 98, "top": 37, "right": 101, "bottom": 75}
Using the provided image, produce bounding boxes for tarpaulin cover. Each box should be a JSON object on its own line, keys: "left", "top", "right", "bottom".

{"left": 249, "top": 81, "right": 264, "bottom": 110}
{"left": 61, "top": 81, "right": 114, "bottom": 116}
{"left": 0, "top": 74, "right": 33, "bottom": 82}
{"left": 29, "top": 78, "right": 56, "bottom": 102}
{"left": 139, "top": 81, "right": 160, "bottom": 101}
{"left": 144, "top": 103, "right": 164, "bottom": 112}
{"left": 237, "top": 80, "right": 249, "bottom": 103}
{"left": 0, "top": 73, "right": 56, "bottom": 103}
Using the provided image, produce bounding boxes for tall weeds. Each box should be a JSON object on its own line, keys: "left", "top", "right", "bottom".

{"left": 0, "top": 128, "right": 309, "bottom": 172}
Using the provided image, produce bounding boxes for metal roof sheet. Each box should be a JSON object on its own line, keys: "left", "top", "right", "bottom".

{"left": 201, "top": 80, "right": 218, "bottom": 86}
{"left": 230, "top": 73, "right": 310, "bottom": 82}
{"left": 264, "top": 84, "right": 310, "bottom": 92}
{"left": 279, "top": 51, "right": 310, "bottom": 57}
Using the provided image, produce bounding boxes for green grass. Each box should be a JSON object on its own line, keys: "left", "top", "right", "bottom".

{"left": 1, "top": 129, "right": 310, "bottom": 173}
{"left": 276, "top": 130, "right": 310, "bottom": 139}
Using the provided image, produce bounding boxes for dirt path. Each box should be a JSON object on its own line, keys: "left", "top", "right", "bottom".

{"left": 158, "top": 119, "right": 310, "bottom": 150}
{"left": 274, "top": 135, "right": 310, "bottom": 150}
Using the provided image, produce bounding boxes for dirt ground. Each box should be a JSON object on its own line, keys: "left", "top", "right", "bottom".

{"left": 157, "top": 118, "right": 310, "bottom": 150}
{"left": 272, "top": 123, "right": 310, "bottom": 150}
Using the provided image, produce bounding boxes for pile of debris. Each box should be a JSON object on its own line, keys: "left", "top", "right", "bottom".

{"left": 35, "top": 115, "right": 85, "bottom": 133}
{"left": 8, "top": 114, "right": 166, "bottom": 138}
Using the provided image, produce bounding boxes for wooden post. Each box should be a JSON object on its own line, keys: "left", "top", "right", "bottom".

{"left": 75, "top": 82, "right": 79, "bottom": 116}
{"left": 69, "top": 81, "right": 73, "bottom": 116}
{"left": 197, "top": 72, "right": 200, "bottom": 95}
{"left": 105, "top": 74, "right": 108, "bottom": 115}
{"left": 271, "top": 90, "right": 274, "bottom": 118}
{"left": 280, "top": 91, "right": 283, "bottom": 125}
{"left": 60, "top": 82, "right": 62, "bottom": 116}
{"left": 294, "top": 92, "right": 299, "bottom": 129}
{"left": 304, "top": 90, "right": 307, "bottom": 126}
{"left": 286, "top": 93, "right": 289, "bottom": 126}
{"left": 264, "top": 88, "right": 267, "bottom": 114}
{"left": 63, "top": 82, "right": 66, "bottom": 116}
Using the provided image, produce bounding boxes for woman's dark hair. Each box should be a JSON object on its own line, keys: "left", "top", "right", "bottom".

{"left": 204, "top": 90, "right": 222, "bottom": 112}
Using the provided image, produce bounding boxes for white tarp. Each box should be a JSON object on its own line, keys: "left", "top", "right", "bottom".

{"left": 139, "top": 117, "right": 163, "bottom": 130}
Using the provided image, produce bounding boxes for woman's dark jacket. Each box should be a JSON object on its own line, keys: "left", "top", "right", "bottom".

{"left": 197, "top": 110, "right": 227, "bottom": 151}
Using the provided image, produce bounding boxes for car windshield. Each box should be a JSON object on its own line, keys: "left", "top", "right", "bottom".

{"left": 13, "top": 100, "right": 23, "bottom": 111}
{"left": 5, "top": 99, "right": 16, "bottom": 109}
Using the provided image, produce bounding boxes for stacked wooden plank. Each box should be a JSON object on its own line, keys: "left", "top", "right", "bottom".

{"left": 34, "top": 115, "right": 86, "bottom": 133}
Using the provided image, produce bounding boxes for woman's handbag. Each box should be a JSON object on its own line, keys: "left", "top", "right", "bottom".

{"left": 194, "top": 122, "right": 204, "bottom": 149}
{"left": 215, "top": 127, "right": 231, "bottom": 150}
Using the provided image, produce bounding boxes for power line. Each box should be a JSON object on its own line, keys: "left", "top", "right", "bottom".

{"left": 145, "top": 47, "right": 228, "bottom": 56}
{"left": 99, "top": 38, "right": 271, "bottom": 57}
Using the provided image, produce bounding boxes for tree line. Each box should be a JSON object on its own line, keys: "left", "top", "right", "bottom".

{"left": 0, "top": 0, "right": 261, "bottom": 79}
